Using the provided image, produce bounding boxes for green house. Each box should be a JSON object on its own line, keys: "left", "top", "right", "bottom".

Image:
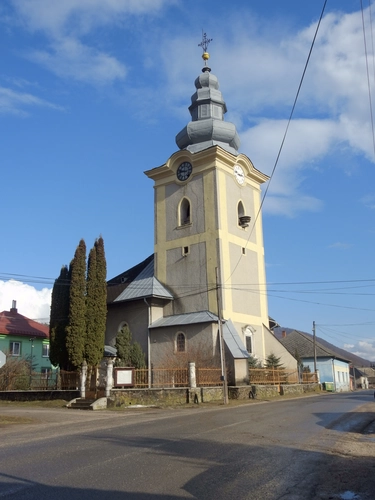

{"left": 0, "top": 301, "right": 54, "bottom": 375}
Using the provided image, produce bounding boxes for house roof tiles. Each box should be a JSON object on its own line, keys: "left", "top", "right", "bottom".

{"left": 0, "top": 307, "right": 49, "bottom": 339}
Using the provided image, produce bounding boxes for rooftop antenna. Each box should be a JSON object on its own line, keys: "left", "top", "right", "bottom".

{"left": 198, "top": 31, "right": 213, "bottom": 72}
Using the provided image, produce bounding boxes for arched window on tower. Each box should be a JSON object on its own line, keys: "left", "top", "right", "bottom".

{"left": 238, "top": 200, "right": 251, "bottom": 228}
{"left": 176, "top": 332, "right": 186, "bottom": 353}
{"left": 179, "top": 197, "right": 191, "bottom": 226}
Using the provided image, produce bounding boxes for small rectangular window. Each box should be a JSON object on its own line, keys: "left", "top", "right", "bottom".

{"left": 182, "top": 246, "right": 189, "bottom": 256}
{"left": 42, "top": 344, "right": 50, "bottom": 357}
{"left": 41, "top": 367, "right": 52, "bottom": 379}
{"left": 10, "top": 341, "right": 21, "bottom": 356}
{"left": 242, "top": 247, "right": 246, "bottom": 255}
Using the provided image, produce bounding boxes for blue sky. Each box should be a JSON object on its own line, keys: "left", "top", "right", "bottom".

{"left": 1, "top": 0, "right": 375, "bottom": 361}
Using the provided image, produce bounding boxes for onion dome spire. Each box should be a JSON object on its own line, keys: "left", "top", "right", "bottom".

{"left": 176, "top": 33, "right": 240, "bottom": 155}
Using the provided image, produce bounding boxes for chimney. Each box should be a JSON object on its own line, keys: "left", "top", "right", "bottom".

{"left": 282, "top": 330, "right": 286, "bottom": 338}
{"left": 11, "top": 300, "right": 17, "bottom": 313}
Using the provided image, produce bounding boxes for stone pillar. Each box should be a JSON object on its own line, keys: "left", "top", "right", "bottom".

{"left": 81, "top": 360, "right": 87, "bottom": 399}
{"left": 189, "top": 361, "right": 196, "bottom": 388}
{"left": 106, "top": 358, "right": 114, "bottom": 397}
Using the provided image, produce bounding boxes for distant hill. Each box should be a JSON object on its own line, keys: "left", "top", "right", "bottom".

{"left": 273, "top": 326, "right": 373, "bottom": 367}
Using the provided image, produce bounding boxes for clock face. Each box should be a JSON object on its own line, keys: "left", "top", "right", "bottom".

{"left": 177, "top": 162, "right": 192, "bottom": 181}
{"left": 234, "top": 164, "right": 245, "bottom": 185}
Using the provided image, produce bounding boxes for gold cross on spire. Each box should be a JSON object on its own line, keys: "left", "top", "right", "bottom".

{"left": 198, "top": 31, "right": 213, "bottom": 66}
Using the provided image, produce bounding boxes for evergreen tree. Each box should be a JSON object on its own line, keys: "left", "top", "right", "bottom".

{"left": 248, "top": 354, "right": 262, "bottom": 368}
{"left": 115, "top": 325, "right": 133, "bottom": 367}
{"left": 131, "top": 342, "right": 146, "bottom": 369}
{"left": 264, "top": 352, "right": 284, "bottom": 370}
{"left": 85, "top": 237, "right": 107, "bottom": 367}
{"left": 49, "top": 265, "right": 70, "bottom": 369}
{"left": 85, "top": 244, "right": 97, "bottom": 366}
{"left": 65, "top": 239, "right": 87, "bottom": 370}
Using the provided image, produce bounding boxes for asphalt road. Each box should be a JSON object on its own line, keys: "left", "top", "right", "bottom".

{"left": 0, "top": 391, "right": 374, "bottom": 499}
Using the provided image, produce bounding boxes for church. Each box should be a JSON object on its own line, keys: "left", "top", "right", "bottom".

{"left": 105, "top": 38, "right": 297, "bottom": 385}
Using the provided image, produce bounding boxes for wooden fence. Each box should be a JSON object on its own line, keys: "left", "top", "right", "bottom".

{"left": 249, "top": 368, "right": 318, "bottom": 385}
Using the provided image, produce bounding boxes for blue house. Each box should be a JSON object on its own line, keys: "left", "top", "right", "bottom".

{"left": 280, "top": 330, "right": 350, "bottom": 392}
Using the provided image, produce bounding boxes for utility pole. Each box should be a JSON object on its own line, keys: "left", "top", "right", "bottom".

{"left": 312, "top": 321, "right": 317, "bottom": 377}
{"left": 29, "top": 337, "right": 35, "bottom": 388}
{"left": 216, "top": 267, "right": 228, "bottom": 405}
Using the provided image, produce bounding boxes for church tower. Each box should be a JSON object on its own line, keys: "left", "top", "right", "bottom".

{"left": 145, "top": 36, "right": 270, "bottom": 363}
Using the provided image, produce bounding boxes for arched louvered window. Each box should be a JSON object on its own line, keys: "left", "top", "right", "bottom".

{"left": 238, "top": 200, "right": 245, "bottom": 219}
{"left": 179, "top": 198, "right": 191, "bottom": 226}
{"left": 238, "top": 200, "right": 251, "bottom": 228}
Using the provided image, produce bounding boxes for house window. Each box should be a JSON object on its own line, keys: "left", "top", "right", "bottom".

{"left": 42, "top": 344, "right": 50, "bottom": 357}
{"left": 176, "top": 332, "right": 186, "bottom": 353}
{"left": 41, "top": 367, "right": 52, "bottom": 379}
{"left": 10, "top": 341, "right": 21, "bottom": 356}
{"left": 179, "top": 198, "right": 191, "bottom": 226}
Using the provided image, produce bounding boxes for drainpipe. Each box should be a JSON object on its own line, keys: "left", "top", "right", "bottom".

{"left": 332, "top": 358, "right": 337, "bottom": 392}
{"left": 144, "top": 298, "right": 151, "bottom": 388}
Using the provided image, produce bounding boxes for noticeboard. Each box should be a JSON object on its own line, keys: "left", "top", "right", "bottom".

{"left": 114, "top": 368, "right": 134, "bottom": 387}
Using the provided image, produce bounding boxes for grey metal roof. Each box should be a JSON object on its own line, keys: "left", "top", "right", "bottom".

{"left": 150, "top": 313, "right": 249, "bottom": 360}
{"left": 114, "top": 259, "right": 173, "bottom": 303}
{"left": 104, "top": 345, "right": 117, "bottom": 357}
{"left": 223, "top": 319, "right": 249, "bottom": 359}
{"left": 280, "top": 330, "right": 350, "bottom": 362}
{"left": 149, "top": 311, "right": 218, "bottom": 328}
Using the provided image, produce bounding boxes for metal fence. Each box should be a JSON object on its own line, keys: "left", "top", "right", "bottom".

{"left": 132, "top": 368, "right": 189, "bottom": 388}
{"left": 0, "top": 371, "right": 80, "bottom": 391}
{"left": 249, "top": 368, "right": 318, "bottom": 385}
{"left": 0, "top": 368, "right": 318, "bottom": 392}
{"left": 197, "top": 368, "right": 223, "bottom": 386}
{"left": 130, "top": 368, "right": 223, "bottom": 388}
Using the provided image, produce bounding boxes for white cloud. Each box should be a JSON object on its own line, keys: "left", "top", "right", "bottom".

{"left": 0, "top": 280, "right": 52, "bottom": 324}
{"left": 29, "top": 37, "right": 126, "bottom": 84}
{"left": 10, "top": 0, "right": 174, "bottom": 85}
{"left": 12, "top": 0, "right": 174, "bottom": 36}
{"left": 240, "top": 119, "right": 340, "bottom": 215}
{"left": 343, "top": 343, "right": 355, "bottom": 349}
{"left": 348, "top": 340, "right": 375, "bottom": 361}
{"left": 0, "top": 86, "right": 64, "bottom": 115}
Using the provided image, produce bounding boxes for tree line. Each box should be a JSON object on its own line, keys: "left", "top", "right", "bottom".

{"left": 49, "top": 237, "right": 107, "bottom": 371}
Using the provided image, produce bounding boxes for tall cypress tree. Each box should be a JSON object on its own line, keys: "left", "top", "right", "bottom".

{"left": 65, "top": 239, "right": 87, "bottom": 370}
{"left": 85, "top": 237, "right": 107, "bottom": 367}
{"left": 94, "top": 237, "right": 107, "bottom": 360}
{"left": 85, "top": 244, "right": 97, "bottom": 367}
{"left": 49, "top": 265, "right": 70, "bottom": 369}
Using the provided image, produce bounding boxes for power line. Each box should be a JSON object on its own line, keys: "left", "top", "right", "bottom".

{"left": 3, "top": 271, "right": 375, "bottom": 288}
